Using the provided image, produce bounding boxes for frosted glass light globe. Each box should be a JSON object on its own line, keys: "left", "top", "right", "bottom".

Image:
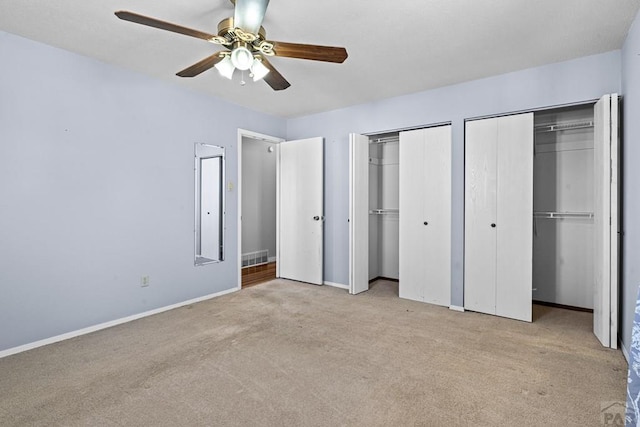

{"left": 230, "top": 46, "right": 253, "bottom": 71}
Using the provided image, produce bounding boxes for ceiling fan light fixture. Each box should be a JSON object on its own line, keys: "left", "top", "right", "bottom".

{"left": 230, "top": 45, "right": 253, "bottom": 70}
{"left": 215, "top": 56, "right": 235, "bottom": 79}
{"left": 251, "top": 58, "right": 270, "bottom": 82}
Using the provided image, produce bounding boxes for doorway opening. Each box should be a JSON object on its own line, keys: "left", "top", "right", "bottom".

{"left": 367, "top": 132, "right": 400, "bottom": 295}
{"left": 238, "top": 130, "right": 284, "bottom": 289}
{"left": 532, "top": 104, "right": 596, "bottom": 312}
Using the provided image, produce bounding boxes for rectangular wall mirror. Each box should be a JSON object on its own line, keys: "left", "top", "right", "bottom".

{"left": 195, "top": 143, "right": 225, "bottom": 266}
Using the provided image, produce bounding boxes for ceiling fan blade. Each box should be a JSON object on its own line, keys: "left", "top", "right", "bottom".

{"left": 115, "top": 11, "right": 218, "bottom": 43}
{"left": 260, "top": 57, "right": 291, "bottom": 91}
{"left": 271, "top": 41, "right": 348, "bottom": 63}
{"left": 176, "top": 53, "right": 225, "bottom": 77}
{"left": 234, "top": 0, "right": 270, "bottom": 34}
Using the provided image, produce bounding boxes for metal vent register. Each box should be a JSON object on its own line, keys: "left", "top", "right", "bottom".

{"left": 242, "top": 249, "right": 269, "bottom": 268}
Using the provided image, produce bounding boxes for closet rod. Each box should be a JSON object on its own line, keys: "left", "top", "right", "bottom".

{"left": 369, "top": 209, "right": 399, "bottom": 215}
{"left": 534, "top": 120, "right": 594, "bottom": 133}
{"left": 533, "top": 211, "right": 593, "bottom": 219}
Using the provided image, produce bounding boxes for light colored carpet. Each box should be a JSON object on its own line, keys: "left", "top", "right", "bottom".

{"left": 0, "top": 279, "right": 627, "bottom": 426}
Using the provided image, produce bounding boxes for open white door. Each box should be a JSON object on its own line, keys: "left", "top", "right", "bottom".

{"left": 593, "top": 94, "right": 619, "bottom": 349}
{"left": 278, "top": 137, "right": 324, "bottom": 285}
{"left": 349, "top": 133, "right": 370, "bottom": 295}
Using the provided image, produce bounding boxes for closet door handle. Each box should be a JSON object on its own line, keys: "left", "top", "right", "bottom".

{"left": 423, "top": 221, "right": 428, "bottom": 226}
{"left": 313, "top": 216, "right": 320, "bottom": 221}
{"left": 491, "top": 223, "right": 496, "bottom": 228}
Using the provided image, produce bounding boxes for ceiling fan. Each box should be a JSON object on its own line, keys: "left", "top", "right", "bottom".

{"left": 115, "top": 0, "right": 348, "bottom": 91}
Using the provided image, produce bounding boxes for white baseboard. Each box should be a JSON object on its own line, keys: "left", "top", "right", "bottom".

{"left": 323, "top": 281, "right": 349, "bottom": 290}
{"left": 0, "top": 287, "right": 239, "bottom": 359}
{"left": 268, "top": 256, "right": 276, "bottom": 263}
{"left": 622, "top": 341, "right": 630, "bottom": 364}
{"left": 449, "top": 305, "right": 465, "bottom": 312}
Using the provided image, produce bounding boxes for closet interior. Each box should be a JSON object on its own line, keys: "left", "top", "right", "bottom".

{"left": 533, "top": 104, "right": 596, "bottom": 310}
{"left": 368, "top": 132, "right": 400, "bottom": 282}
{"left": 350, "top": 125, "right": 451, "bottom": 305}
{"left": 463, "top": 94, "right": 618, "bottom": 346}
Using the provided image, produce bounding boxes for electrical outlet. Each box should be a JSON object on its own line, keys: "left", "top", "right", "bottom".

{"left": 140, "top": 276, "right": 150, "bottom": 287}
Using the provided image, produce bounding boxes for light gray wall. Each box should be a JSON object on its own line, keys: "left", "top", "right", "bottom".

{"left": 621, "top": 9, "right": 640, "bottom": 355}
{"left": 0, "top": 31, "right": 285, "bottom": 352}
{"left": 287, "top": 51, "right": 621, "bottom": 309}
{"left": 241, "top": 137, "right": 277, "bottom": 258}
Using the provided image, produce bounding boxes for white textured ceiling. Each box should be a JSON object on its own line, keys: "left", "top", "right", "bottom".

{"left": 1, "top": 0, "right": 639, "bottom": 118}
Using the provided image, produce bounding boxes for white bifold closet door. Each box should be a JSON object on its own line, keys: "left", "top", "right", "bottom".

{"left": 278, "top": 137, "right": 324, "bottom": 285}
{"left": 593, "top": 94, "right": 619, "bottom": 349}
{"left": 399, "top": 125, "right": 451, "bottom": 306}
{"left": 464, "top": 113, "right": 533, "bottom": 322}
{"left": 349, "top": 133, "right": 370, "bottom": 295}
{"left": 464, "top": 119, "right": 498, "bottom": 315}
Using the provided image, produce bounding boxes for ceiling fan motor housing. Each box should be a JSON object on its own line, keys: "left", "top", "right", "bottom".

{"left": 217, "top": 17, "right": 266, "bottom": 49}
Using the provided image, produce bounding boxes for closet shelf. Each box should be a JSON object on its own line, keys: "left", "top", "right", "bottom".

{"left": 370, "top": 136, "right": 399, "bottom": 145}
{"left": 534, "top": 120, "right": 594, "bottom": 133}
{"left": 533, "top": 211, "right": 593, "bottom": 219}
{"left": 369, "top": 209, "right": 399, "bottom": 215}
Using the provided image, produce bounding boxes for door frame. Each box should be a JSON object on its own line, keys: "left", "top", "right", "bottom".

{"left": 236, "top": 129, "right": 285, "bottom": 290}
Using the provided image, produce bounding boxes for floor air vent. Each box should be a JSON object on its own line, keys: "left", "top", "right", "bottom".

{"left": 242, "top": 250, "right": 269, "bottom": 268}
